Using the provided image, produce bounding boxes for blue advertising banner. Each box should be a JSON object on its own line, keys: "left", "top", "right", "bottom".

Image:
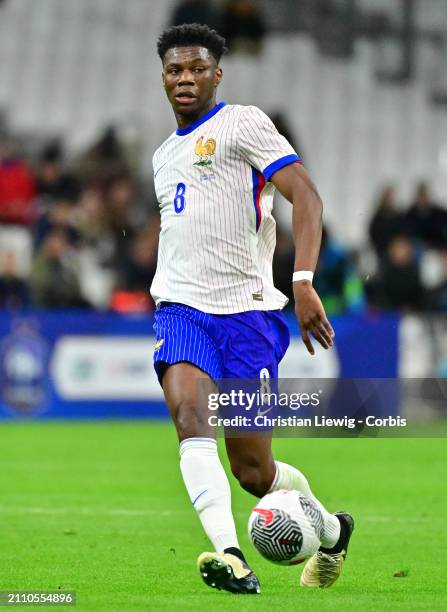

{"left": 0, "top": 311, "right": 399, "bottom": 420}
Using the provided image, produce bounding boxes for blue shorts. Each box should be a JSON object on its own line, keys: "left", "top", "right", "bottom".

{"left": 153, "top": 302, "right": 290, "bottom": 384}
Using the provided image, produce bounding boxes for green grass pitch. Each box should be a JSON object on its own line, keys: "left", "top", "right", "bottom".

{"left": 1, "top": 421, "right": 446, "bottom": 611}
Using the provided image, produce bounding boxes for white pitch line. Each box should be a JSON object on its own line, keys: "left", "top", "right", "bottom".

{"left": 0, "top": 506, "right": 162, "bottom": 517}
{"left": 0, "top": 507, "right": 429, "bottom": 522}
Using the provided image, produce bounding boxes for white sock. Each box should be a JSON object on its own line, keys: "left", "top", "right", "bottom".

{"left": 179, "top": 437, "right": 239, "bottom": 552}
{"left": 268, "top": 460, "right": 340, "bottom": 548}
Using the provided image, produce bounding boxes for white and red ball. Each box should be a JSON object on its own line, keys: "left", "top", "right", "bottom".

{"left": 248, "top": 489, "right": 323, "bottom": 565}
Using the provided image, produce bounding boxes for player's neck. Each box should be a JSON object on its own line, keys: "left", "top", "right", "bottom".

{"left": 174, "top": 98, "right": 218, "bottom": 130}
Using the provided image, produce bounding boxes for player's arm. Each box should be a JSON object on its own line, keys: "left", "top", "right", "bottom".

{"left": 270, "top": 162, "right": 335, "bottom": 355}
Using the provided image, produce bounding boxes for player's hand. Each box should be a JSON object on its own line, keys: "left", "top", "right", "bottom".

{"left": 293, "top": 281, "right": 335, "bottom": 355}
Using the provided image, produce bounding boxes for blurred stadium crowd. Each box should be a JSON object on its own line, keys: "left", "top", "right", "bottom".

{"left": 0, "top": 128, "right": 159, "bottom": 312}
{"left": 1, "top": 124, "right": 447, "bottom": 317}
{"left": 0, "top": 0, "right": 446, "bottom": 317}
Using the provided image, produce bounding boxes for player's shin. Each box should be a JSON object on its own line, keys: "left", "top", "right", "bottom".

{"left": 179, "top": 437, "right": 240, "bottom": 551}
{"left": 268, "top": 460, "right": 340, "bottom": 548}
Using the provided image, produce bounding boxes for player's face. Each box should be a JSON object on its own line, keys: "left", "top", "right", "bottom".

{"left": 162, "top": 47, "right": 222, "bottom": 121}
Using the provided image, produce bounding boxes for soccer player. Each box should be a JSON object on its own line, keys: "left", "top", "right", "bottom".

{"left": 151, "top": 23, "right": 354, "bottom": 594}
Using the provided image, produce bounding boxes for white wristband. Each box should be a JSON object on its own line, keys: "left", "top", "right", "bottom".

{"left": 292, "top": 270, "right": 313, "bottom": 283}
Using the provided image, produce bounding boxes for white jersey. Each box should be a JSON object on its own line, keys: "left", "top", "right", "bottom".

{"left": 150, "top": 102, "right": 301, "bottom": 314}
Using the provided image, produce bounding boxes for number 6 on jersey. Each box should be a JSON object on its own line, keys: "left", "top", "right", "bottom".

{"left": 174, "top": 182, "right": 186, "bottom": 213}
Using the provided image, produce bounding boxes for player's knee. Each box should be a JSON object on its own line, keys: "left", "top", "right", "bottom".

{"left": 232, "top": 462, "right": 272, "bottom": 497}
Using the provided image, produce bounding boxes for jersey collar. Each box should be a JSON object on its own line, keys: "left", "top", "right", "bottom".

{"left": 176, "top": 102, "right": 226, "bottom": 136}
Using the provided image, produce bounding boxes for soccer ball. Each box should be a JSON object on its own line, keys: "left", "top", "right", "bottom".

{"left": 248, "top": 489, "right": 323, "bottom": 565}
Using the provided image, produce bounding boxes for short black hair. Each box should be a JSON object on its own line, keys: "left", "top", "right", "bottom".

{"left": 157, "top": 23, "right": 227, "bottom": 64}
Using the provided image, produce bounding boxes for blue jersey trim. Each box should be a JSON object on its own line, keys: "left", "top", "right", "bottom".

{"left": 176, "top": 102, "right": 226, "bottom": 136}
{"left": 263, "top": 154, "right": 301, "bottom": 181}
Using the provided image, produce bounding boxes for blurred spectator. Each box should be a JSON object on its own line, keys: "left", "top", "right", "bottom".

{"left": 35, "top": 141, "right": 80, "bottom": 202}
{"left": 427, "top": 252, "right": 447, "bottom": 311}
{"left": 404, "top": 181, "right": 447, "bottom": 250}
{"left": 77, "top": 126, "right": 130, "bottom": 184}
{"left": 313, "top": 226, "right": 365, "bottom": 316}
{"left": 273, "top": 225, "right": 365, "bottom": 316}
{"left": 75, "top": 186, "right": 118, "bottom": 274}
{"left": 119, "top": 216, "right": 160, "bottom": 292}
{"left": 368, "top": 185, "right": 403, "bottom": 258}
{"left": 0, "top": 252, "right": 30, "bottom": 310}
{"left": 0, "top": 138, "right": 36, "bottom": 225}
{"left": 104, "top": 174, "right": 137, "bottom": 265}
{"left": 0, "top": 224, "right": 33, "bottom": 279}
{"left": 73, "top": 187, "right": 117, "bottom": 309}
{"left": 270, "top": 112, "right": 305, "bottom": 161}
{"left": 35, "top": 200, "right": 80, "bottom": 248}
{"left": 221, "top": 0, "right": 266, "bottom": 54}
{"left": 31, "top": 230, "right": 89, "bottom": 308}
{"left": 170, "top": 0, "right": 221, "bottom": 30}
{"left": 111, "top": 216, "right": 160, "bottom": 313}
{"left": 373, "top": 235, "right": 424, "bottom": 311}
{"left": 76, "top": 187, "right": 110, "bottom": 247}
{"left": 272, "top": 227, "right": 295, "bottom": 306}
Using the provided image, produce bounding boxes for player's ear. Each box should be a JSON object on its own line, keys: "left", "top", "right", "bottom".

{"left": 215, "top": 67, "right": 223, "bottom": 87}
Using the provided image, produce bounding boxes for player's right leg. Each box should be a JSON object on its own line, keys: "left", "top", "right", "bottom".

{"left": 160, "top": 363, "right": 260, "bottom": 594}
{"left": 153, "top": 302, "right": 260, "bottom": 593}
{"left": 154, "top": 304, "right": 241, "bottom": 557}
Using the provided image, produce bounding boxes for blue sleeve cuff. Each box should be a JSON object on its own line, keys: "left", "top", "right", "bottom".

{"left": 263, "top": 154, "right": 301, "bottom": 181}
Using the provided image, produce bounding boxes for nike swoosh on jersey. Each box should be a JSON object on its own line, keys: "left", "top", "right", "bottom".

{"left": 154, "top": 339, "right": 164, "bottom": 351}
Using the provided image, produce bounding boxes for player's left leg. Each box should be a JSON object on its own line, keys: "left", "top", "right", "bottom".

{"left": 225, "top": 434, "right": 342, "bottom": 544}
{"left": 225, "top": 434, "right": 354, "bottom": 587}
{"left": 219, "top": 308, "right": 354, "bottom": 587}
